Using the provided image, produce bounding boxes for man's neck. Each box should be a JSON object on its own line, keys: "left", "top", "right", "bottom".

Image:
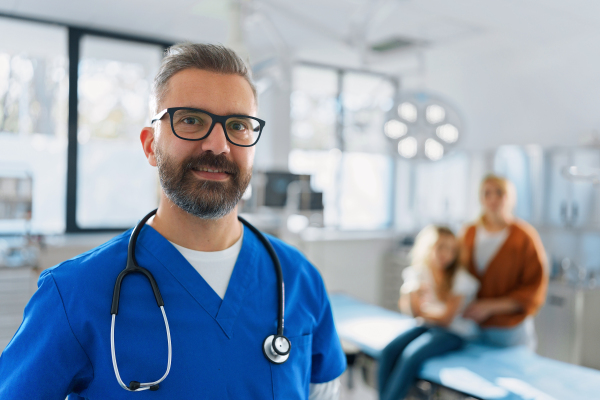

{"left": 148, "top": 194, "right": 243, "bottom": 252}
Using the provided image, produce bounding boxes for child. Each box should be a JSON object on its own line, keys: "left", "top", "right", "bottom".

{"left": 378, "top": 225, "right": 479, "bottom": 400}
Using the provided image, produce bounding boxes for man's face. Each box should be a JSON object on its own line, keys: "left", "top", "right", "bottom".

{"left": 149, "top": 68, "right": 256, "bottom": 220}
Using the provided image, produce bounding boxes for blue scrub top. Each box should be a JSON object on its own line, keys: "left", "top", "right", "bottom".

{"left": 0, "top": 224, "right": 346, "bottom": 399}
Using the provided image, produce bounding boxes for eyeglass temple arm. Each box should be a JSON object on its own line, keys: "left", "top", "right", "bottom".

{"left": 150, "top": 109, "right": 169, "bottom": 124}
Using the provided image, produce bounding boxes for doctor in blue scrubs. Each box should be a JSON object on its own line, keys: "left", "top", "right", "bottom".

{"left": 0, "top": 43, "right": 346, "bottom": 399}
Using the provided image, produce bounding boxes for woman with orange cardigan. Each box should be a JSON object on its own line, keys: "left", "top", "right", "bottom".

{"left": 461, "top": 174, "right": 548, "bottom": 349}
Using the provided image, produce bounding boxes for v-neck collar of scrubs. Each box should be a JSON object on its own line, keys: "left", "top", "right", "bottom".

{"left": 135, "top": 223, "right": 259, "bottom": 339}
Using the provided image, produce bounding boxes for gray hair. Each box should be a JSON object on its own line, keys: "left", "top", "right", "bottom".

{"left": 151, "top": 43, "right": 257, "bottom": 114}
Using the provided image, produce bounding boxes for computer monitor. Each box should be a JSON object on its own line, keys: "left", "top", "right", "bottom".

{"left": 263, "top": 172, "right": 323, "bottom": 210}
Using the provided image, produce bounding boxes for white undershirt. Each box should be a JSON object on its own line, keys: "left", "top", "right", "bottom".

{"left": 169, "top": 231, "right": 243, "bottom": 299}
{"left": 168, "top": 226, "right": 340, "bottom": 399}
{"left": 474, "top": 226, "right": 509, "bottom": 276}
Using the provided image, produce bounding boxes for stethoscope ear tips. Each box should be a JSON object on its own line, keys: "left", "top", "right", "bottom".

{"left": 262, "top": 334, "right": 291, "bottom": 364}
{"left": 150, "top": 384, "right": 160, "bottom": 391}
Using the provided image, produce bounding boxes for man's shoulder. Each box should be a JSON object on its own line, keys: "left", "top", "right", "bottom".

{"left": 264, "top": 233, "right": 305, "bottom": 257}
{"left": 262, "top": 233, "right": 323, "bottom": 279}
{"left": 42, "top": 229, "right": 131, "bottom": 284}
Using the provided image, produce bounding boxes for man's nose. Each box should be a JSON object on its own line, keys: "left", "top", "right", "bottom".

{"left": 201, "top": 122, "right": 230, "bottom": 154}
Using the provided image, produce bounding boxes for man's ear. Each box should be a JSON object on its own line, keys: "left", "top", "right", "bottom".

{"left": 141, "top": 126, "right": 157, "bottom": 167}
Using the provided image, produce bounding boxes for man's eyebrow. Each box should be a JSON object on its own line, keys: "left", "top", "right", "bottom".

{"left": 177, "top": 106, "right": 255, "bottom": 116}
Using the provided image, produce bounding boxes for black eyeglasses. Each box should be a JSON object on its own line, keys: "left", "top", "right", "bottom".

{"left": 151, "top": 107, "right": 265, "bottom": 147}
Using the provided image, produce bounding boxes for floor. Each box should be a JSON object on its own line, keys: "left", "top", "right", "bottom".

{"left": 338, "top": 364, "right": 474, "bottom": 400}
{"left": 339, "top": 369, "right": 378, "bottom": 400}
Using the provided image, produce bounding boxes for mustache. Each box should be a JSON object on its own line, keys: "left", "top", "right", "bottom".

{"left": 182, "top": 152, "right": 240, "bottom": 176}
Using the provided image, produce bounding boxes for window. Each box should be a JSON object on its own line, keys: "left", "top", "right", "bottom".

{"left": 342, "top": 72, "right": 393, "bottom": 154}
{"left": 76, "top": 36, "right": 163, "bottom": 228}
{"left": 290, "top": 65, "right": 396, "bottom": 229}
{"left": 394, "top": 152, "right": 470, "bottom": 233}
{"left": 339, "top": 152, "right": 393, "bottom": 229}
{"left": 290, "top": 66, "right": 338, "bottom": 151}
{"left": 0, "top": 17, "right": 68, "bottom": 234}
{"left": 494, "top": 146, "right": 534, "bottom": 222}
{"left": 0, "top": 14, "right": 172, "bottom": 233}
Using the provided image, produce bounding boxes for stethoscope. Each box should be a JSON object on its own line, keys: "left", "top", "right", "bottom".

{"left": 110, "top": 208, "right": 291, "bottom": 392}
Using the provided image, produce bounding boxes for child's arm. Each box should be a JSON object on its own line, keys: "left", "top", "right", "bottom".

{"left": 398, "top": 292, "right": 411, "bottom": 315}
{"left": 419, "top": 294, "right": 465, "bottom": 327}
{"left": 398, "top": 285, "right": 426, "bottom": 316}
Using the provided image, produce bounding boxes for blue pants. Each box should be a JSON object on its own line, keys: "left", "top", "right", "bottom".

{"left": 378, "top": 326, "right": 463, "bottom": 400}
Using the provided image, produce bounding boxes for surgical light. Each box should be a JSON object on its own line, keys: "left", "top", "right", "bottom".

{"left": 384, "top": 120, "right": 408, "bottom": 139}
{"left": 436, "top": 123, "right": 459, "bottom": 143}
{"left": 384, "top": 91, "right": 462, "bottom": 161}
{"left": 426, "top": 104, "right": 445, "bottom": 124}
{"left": 424, "top": 138, "right": 444, "bottom": 161}
{"left": 398, "top": 102, "right": 417, "bottom": 123}
{"left": 398, "top": 137, "right": 418, "bottom": 158}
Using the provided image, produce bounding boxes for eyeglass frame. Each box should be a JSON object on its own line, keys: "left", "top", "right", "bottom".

{"left": 151, "top": 107, "right": 266, "bottom": 148}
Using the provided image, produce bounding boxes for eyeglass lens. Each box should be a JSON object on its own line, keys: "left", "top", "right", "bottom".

{"left": 171, "top": 109, "right": 261, "bottom": 146}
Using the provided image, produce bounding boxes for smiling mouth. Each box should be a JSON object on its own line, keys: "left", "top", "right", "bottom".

{"left": 190, "top": 166, "right": 234, "bottom": 182}
{"left": 192, "top": 166, "right": 232, "bottom": 174}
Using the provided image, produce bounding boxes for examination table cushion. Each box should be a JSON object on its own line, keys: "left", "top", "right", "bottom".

{"left": 330, "top": 293, "right": 600, "bottom": 400}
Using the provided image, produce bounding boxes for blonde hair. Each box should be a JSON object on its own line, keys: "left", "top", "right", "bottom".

{"left": 410, "top": 225, "right": 460, "bottom": 300}
{"left": 479, "top": 173, "right": 517, "bottom": 220}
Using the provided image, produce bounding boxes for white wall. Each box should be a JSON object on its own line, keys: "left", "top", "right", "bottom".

{"left": 299, "top": 231, "right": 399, "bottom": 305}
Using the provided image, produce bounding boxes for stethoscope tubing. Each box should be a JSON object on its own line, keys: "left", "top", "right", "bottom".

{"left": 238, "top": 216, "right": 285, "bottom": 336}
{"left": 110, "top": 306, "right": 172, "bottom": 391}
{"left": 110, "top": 209, "right": 287, "bottom": 391}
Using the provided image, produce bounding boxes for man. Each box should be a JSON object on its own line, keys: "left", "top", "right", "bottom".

{"left": 0, "top": 43, "right": 346, "bottom": 399}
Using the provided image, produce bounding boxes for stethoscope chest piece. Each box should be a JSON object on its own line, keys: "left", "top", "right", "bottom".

{"left": 262, "top": 335, "right": 291, "bottom": 364}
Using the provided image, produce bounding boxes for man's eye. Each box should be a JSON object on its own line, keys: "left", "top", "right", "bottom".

{"left": 182, "top": 117, "right": 200, "bottom": 125}
{"left": 230, "top": 122, "right": 247, "bottom": 131}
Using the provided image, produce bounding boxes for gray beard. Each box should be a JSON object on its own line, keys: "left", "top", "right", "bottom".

{"left": 155, "top": 147, "right": 251, "bottom": 220}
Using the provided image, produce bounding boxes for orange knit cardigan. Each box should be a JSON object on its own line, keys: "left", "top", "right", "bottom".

{"left": 461, "top": 220, "right": 548, "bottom": 328}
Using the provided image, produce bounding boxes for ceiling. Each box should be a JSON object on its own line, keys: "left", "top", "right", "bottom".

{"left": 2, "top": 0, "right": 600, "bottom": 74}
{"left": 3, "top": 0, "right": 600, "bottom": 149}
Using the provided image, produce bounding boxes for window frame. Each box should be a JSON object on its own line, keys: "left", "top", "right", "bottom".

{"left": 0, "top": 11, "right": 173, "bottom": 233}
{"left": 0, "top": 13, "right": 402, "bottom": 232}
{"left": 292, "top": 61, "right": 400, "bottom": 229}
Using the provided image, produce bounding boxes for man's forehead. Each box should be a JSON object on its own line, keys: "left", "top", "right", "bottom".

{"left": 162, "top": 68, "right": 256, "bottom": 115}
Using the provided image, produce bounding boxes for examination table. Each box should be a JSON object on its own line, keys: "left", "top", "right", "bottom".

{"left": 330, "top": 293, "right": 600, "bottom": 400}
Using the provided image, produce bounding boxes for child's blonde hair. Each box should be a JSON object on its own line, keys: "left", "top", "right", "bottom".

{"left": 409, "top": 225, "right": 460, "bottom": 299}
